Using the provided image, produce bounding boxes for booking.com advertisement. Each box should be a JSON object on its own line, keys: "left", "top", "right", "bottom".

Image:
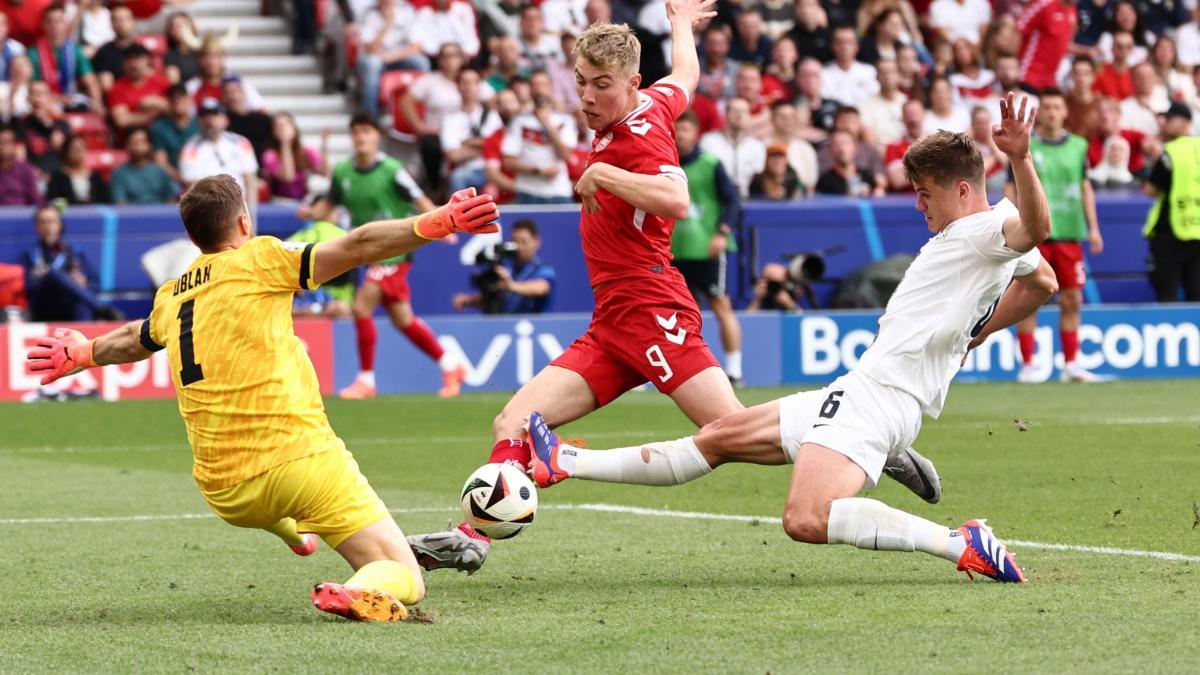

{"left": 2, "top": 306, "right": 1196, "bottom": 401}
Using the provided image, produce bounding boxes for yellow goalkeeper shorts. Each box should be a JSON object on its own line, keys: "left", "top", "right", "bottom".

{"left": 200, "top": 448, "right": 391, "bottom": 549}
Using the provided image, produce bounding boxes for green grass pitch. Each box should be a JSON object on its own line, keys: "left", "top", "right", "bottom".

{"left": 1, "top": 380, "right": 1198, "bottom": 673}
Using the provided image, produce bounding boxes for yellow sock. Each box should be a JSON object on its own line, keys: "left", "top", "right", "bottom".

{"left": 263, "top": 518, "right": 304, "bottom": 546}
{"left": 345, "top": 560, "right": 421, "bottom": 605}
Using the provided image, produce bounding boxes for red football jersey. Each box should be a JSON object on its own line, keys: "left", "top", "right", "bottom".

{"left": 1017, "top": 0, "right": 1077, "bottom": 91}
{"left": 581, "top": 79, "right": 690, "bottom": 288}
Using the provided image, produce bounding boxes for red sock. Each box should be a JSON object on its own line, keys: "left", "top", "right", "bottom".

{"left": 401, "top": 317, "right": 445, "bottom": 362}
{"left": 1061, "top": 330, "right": 1079, "bottom": 364}
{"left": 1018, "top": 332, "right": 1036, "bottom": 365}
{"left": 489, "top": 438, "right": 530, "bottom": 469}
{"left": 355, "top": 316, "right": 377, "bottom": 372}
{"left": 457, "top": 522, "right": 491, "bottom": 543}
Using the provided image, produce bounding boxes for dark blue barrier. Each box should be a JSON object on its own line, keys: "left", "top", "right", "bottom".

{"left": 0, "top": 194, "right": 1160, "bottom": 318}
{"left": 337, "top": 304, "right": 1199, "bottom": 394}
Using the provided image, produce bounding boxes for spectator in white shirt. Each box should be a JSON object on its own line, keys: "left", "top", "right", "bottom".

{"left": 179, "top": 98, "right": 258, "bottom": 202}
{"left": 856, "top": 59, "right": 907, "bottom": 148}
{"left": 821, "top": 25, "right": 877, "bottom": 107}
{"left": 415, "top": 0, "right": 481, "bottom": 60}
{"left": 541, "top": 0, "right": 588, "bottom": 37}
{"left": 357, "top": 0, "right": 429, "bottom": 116}
{"left": 442, "top": 68, "right": 505, "bottom": 193}
{"left": 1178, "top": 6, "right": 1200, "bottom": 68}
{"left": 927, "top": 0, "right": 991, "bottom": 47}
{"left": 401, "top": 43, "right": 494, "bottom": 193}
{"left": 921, "top": 76, "right": 970, "bottom": 135}
{"left": 700, "top": 97, "right": 767, "bottom": 197}
{"left": 1119, "top": 63, "right": 1170, "bottom": 137}
{"left": 517, "top": 4, "right": 560, "bottom": 71}
{"left": 502, "top": 71, "right": 575, "bottom": 204}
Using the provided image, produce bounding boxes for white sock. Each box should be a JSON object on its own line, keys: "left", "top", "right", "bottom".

{"left": 827, "top": 498, "right": 965, "bottom": 564}
{"left": 565, "top": 436, "right": 713, "bottom": 486}
{"left": 357, "top": 371, "right": 376, "bottom": 387}
{"left": 725, "top": 351, "right": 742, "bottom": 379}
{"left": 437, "top": 353, "right": 456, "bottom": 371}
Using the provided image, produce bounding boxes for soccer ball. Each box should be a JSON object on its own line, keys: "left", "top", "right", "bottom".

{"left": 460, "top": 463, "right": 538, "bottom": 540}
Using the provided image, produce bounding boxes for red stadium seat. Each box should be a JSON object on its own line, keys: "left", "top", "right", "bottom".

{"left": 384, "top": 70, "right": 425, "bottom": 142}
{"left": 87, "top": 149, "right": 128, "bottom": 180}
{"left": 344, "top": 28, "right": 359, "bottom": 69}
{"left": 64, "top": 113, "right": 110, "bottom": 150}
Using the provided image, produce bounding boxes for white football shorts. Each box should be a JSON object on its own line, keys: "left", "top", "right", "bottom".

{"left": 777, "top": 371, "right": 922, "bottom": 488}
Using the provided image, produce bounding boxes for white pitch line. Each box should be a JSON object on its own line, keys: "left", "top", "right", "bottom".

{"left": 2, "top": 501, "right": 1197, "bottom": 564}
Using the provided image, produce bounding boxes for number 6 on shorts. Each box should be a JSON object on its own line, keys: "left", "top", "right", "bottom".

{"left": 646, "top": 344, "right": 674, "bottom": 383}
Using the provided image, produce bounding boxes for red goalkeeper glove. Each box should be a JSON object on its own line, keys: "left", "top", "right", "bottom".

{"left": 26, "top": 328, "right": 96, "bottom": 385}
{"left": 413, "top": 187, "right": 501, "bottom": 240}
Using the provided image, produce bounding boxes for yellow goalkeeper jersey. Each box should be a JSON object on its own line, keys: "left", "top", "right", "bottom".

{"left": 141, "top": 235, "right": 344, "bottom": 490}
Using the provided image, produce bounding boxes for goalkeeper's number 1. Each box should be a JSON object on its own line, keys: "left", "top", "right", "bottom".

{"left": 177, "top": 299, "right": 205, "bottom": 386}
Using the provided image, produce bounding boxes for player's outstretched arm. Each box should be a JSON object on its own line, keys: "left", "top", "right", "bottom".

{"left": 966, "top": 258, "right": 1058, "bottom": 355}
{"left": 27, "top": 322, "right": 152, "bottom": 385}
{"left": 664, "top": 0, "right": 717, "bottom": 94}
{"left": 311, "top": 187, "right": 499, "bottom": 286}
{"left": 576, "top": 162, "right": 689, "bottom": 219}
{"left": 992, "top": 92, "right": 1051, "bottom": 252}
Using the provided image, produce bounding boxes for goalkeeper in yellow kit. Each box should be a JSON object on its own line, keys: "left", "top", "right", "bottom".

{"left": 26, "top": 174, "right": 500, "bottom": 623}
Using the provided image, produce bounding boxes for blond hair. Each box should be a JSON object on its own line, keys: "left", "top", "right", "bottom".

{"left": 573, "top": 23, "right": 641, "bottom": 73}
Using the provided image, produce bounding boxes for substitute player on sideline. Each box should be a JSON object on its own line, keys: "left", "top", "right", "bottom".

{"left": 408, "top": 0, "right": 942, "bottom": 572}
{"left": 27, "top": 175, "right": 499, "bottom": 621}
{"left": 313, "top": 113, "right": 468, "bottom": 400}
{"left": 529, "top": 94, "right": 1059, "bottom": 583}
{"left": 1008, "top": 88, "right": 1103, "bottom": 383}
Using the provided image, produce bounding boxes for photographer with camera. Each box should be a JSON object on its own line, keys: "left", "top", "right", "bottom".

{"left": 453, "top": 219, "right": 556, "bottom": 314}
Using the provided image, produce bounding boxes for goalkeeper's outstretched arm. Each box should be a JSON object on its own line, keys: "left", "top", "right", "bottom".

{"left": 27, "top": 321, "right": 153, "bottom": 385}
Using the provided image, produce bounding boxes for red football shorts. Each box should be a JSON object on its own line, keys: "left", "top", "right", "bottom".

{"left": 551, "top": 280, "right": 721, "bottom": 406}
{"left": 1038, "top": 241, "right": 1085, "bottom": 291}
{"left": 364, "top": 261, "right": 412, "bottom": 303}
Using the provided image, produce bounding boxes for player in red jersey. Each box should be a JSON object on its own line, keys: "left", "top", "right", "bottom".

{"left": 406, "top": 0, "right": 941, "bottom": 574}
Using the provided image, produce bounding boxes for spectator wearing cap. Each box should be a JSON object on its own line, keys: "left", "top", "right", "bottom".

{"left": 20, "top": 204, "right": 118, "bottom": 322}
{"left": 223, "top": 76, "right": 273, "bottom": 164}
{"left": 730, "top": 9, "right": 773, "bottom": 70}
{"left": 108, "top": 43, "right": 170, "bottom": 131}
{"left": 857, "top": 60, "right": 907, "bottom": 149}
{"left": 187, "top": 35, "right": 264, "bottom": 112}
{"left": 90, "top": 5, "right": 137, "bottom": 92}
{"left": 179, "top": 97, "right": 258, "bottom": 198}
{"left": 0, "top": 123, "right": 39, "bottom": 205}
{"left": 415, "top": 0, "right": 481, "bottom": 60}
{"left": 749, "top": 142, "right": 801, "bottom": 200}
{"left": 788, "top": 0, "right": 832, "bottom": 63}
{"left": 14, "top": 79, "right": 68, "bottom": 177}
{"left": 1143, "top": 103, "right": 1200, "bottom": 301}
{"left": 822, "top": 25, "right": 877, "bottom": 108}
{"left": 884, "top": 98, "right": 925, "bottom": 192}
{"left": 29, "top": 4, "right": 104, "bottom": 113}
{"left": 1120, "top": 63, "right": 1170, "bottom": 137}
{"left": 262, "top": 112, "right": 329, "bottom": 201}
{"left": 0, "top": 12, "right": 27, "bottom": 82}
{"left": 150, "top": 83, "right": 197, "bottom": 180}
{"left": 110, "top": 127, "right": 178, "bottom": 204}
{"left": 46, "top": 134, "right": 110, "bottom": 204}
{"left": 697, "top": 24, "right": 739, "bottom": 101}
{"left": 356, "top": 0, "right": 429, "bottom": 116}
{"left": 700, "top": 97, "right": 766, "bottom": 198}
{"left": 816, "top": 129, "right": 884, "bottom": 197}
{"left": 767, "top": 101, "right": 818, "bottom": 194}
{"left": 1016, "top": 0, "right": 1077, "bottom": 93}
{"left": 927, "top": 0, "right": 991, "bottom": 47}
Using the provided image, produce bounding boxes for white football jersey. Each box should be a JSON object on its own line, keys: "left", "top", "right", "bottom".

{"left": 855, "top": 199, "right": 1042, "bottom": 418}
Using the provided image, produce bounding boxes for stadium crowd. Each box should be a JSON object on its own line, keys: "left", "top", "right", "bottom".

{"left": 0, "top": 0, "right": 1196, "bottom": 208}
